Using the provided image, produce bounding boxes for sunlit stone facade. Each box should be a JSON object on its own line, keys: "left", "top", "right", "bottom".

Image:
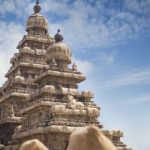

{"left": 0, "top": 1, "right": 131, "bottom": 150}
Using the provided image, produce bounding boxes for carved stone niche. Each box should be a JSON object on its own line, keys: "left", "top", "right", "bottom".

{"left": 48, "top": 58, "right": 57, "bottom": 69}
{"left": 1, "top": 104, "right": 15, "bottom": 118}
{"left": 33, "top": 110, "right": 46, "bottom": 127}
{"left": 47, "top": 133, "right": 69, "bottom": 150}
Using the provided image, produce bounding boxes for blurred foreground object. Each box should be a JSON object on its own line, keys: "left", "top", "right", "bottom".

{"left": 20, "top": 139, "right": 48, "bottom": 150}
{"left": 67, "top": 126, "right": 117, "bottom": 150}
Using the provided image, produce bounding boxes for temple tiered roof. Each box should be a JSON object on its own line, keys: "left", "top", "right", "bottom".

{"left": 0, "top": 1, "right": 131, "bottom": 150}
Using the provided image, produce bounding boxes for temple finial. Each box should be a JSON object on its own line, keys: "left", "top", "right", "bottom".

{"left": 34, "top": 0, "right": 41, "bottom": 13}
{"left": 36, "top": 0, "right": 39, "bottom": 5}
{"left": 54, "top": 29, "right": 64, "bottom": 42}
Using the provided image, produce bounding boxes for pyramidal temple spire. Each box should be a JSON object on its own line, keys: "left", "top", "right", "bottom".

{"left": 34, "top": 0, "right": 41, "bottom": 13}
{"left": 26, "top": 0, "right": 48, "bottom": 35}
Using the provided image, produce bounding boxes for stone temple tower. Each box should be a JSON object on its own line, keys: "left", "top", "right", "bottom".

{"left": 0, "top": 1, "right": 131, "bottom": 150}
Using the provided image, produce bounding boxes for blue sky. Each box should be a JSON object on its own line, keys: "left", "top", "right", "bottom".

{"left": 0, "top": 0, "right": 150, "bottom": 149}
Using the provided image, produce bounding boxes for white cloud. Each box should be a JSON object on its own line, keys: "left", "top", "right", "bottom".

{"left": 93, "top": 50, "right": 117, "bottom": 65}
{"left": 0, "top": 0, "right": 15, "bottom": 14}
{"left": 124, "top": 0, "right": 150, "bottom": 14}
{"left": 94, "top": 68, "right": 150, "bottom": 90}
{"left": 72, "top": 58, "right": 95, "bottom": 77}
{"left": 0, "top": 0, "right": 149, "bottom": 49}
{"left": 113, "top": 94, "right": 150, "bottom": 106}
{"left": 0, "top": 21, "right": 24, "bottom": 86}
{"left": 0, "top": 53, "right": 8, "bottom": 84}
{"left": 29, "top": 0, "right": 149, "bottom": 50}
{"left": 0, "top": 0, "right": 32, "bottom": 17}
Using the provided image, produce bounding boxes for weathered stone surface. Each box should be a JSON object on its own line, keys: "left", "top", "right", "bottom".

{"left": 0, "top": 1, "right": 131, "bottom": 150}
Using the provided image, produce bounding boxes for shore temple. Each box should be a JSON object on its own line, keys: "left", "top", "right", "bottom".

{"left": 0, "top": 1, "right": 131, "bottom": 150}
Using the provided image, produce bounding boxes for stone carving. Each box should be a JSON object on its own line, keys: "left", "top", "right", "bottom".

{"left": 7, "top": 104, "right": 15, "bottom": 117}
{"left": 13, "top": 125, "right": 22, "bottom": 139}
{"left": 72, "top": 63, "right": 77, "bottom": 71}
{"left": 49, "top": 58, "right": 57, "bottom": 69}
{"left": 26, "top": 74, "right": 34, "bottom": 83}
{"left": 112, "top": 130, "right": 123, "bottom": 137}
{"left": 81, "top": 91, "right": 94, "bottom": 98}
{"left": 69, "top": 88, "right": 79, "bottom": 96}
{"left": 86, "top": 107, "right": 100, "bottom": 116}
{"left": 0, "top": 1, "right": 131, "bottom": 150}
{"left": 51, "top": 105, "right": 66, "bottom": 114}
{"left": 41, "top": 85, "right": 56, "bottom": 94}
{"left": 67, "top": 95, "right": 84, "bottom": 110}
{"left": 14, "top": 70, "right": 25, "bottom": 84}
{"left": 26, "top": 14, "right": 48, "bottom": 32}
